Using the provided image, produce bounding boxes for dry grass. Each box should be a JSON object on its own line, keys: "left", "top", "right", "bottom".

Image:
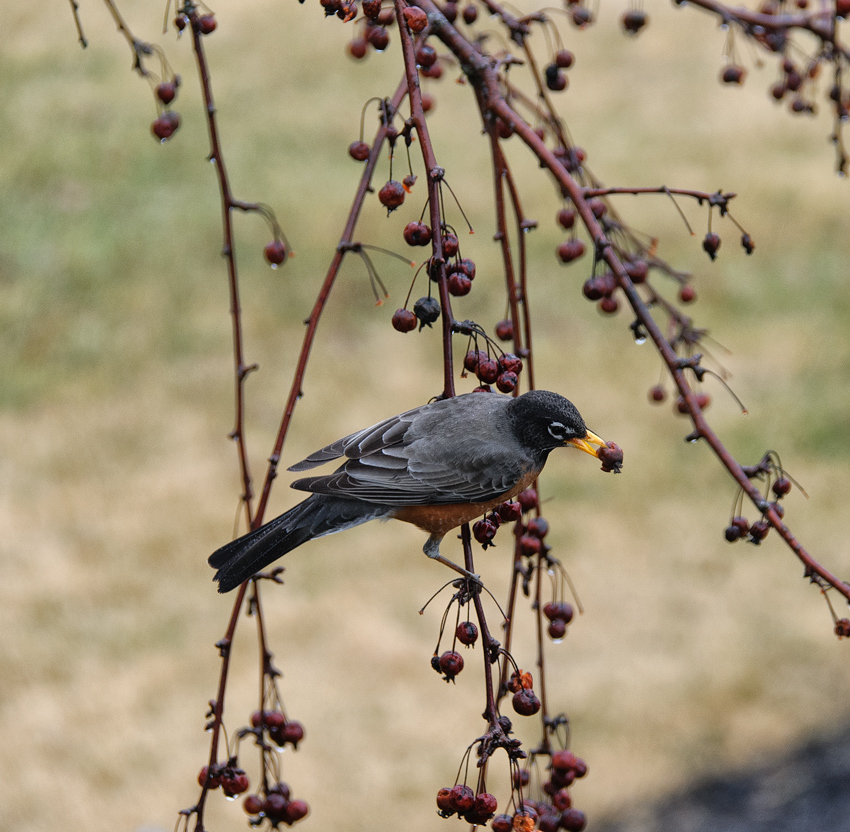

{"left": 1, "top": 1, "right": 849, "bottom": 831}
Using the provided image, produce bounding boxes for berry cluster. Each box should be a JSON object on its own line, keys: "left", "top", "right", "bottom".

{"left": 250, "top": 710, "right": 305, "bottom": 749}
{"left": 242, "top": 782, "right": 310, "bottom": 828}
{"left": 543, "top": 600, "right": 574, "bottom": 641}
{"left": 473, "top": 499, "right": 522, "bottom": 548}
{"left": 436, "top": 785, "right": 499, "bottom": 825}
{"left": 197, "top": 760, "right": 250, "bottom": 798}
{"left": 463, "top": 349, "right": 523, "bottom": 393}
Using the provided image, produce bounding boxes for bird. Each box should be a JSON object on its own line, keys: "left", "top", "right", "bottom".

{"left": 209, "top": 390, "right": 613, "bottom": 592}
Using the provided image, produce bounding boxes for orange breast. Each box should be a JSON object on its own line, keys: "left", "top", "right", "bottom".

{"left": 390, "top": 468, "right": 539, "bottom": 536}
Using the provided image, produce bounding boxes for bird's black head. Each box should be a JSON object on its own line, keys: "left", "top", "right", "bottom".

{"left": 506, "top": 390, "right": 604, "bottom": 462}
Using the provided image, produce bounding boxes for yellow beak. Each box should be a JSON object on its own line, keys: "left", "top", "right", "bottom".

{"left": 566, "top": 429, "right": 606, "bottom": 457}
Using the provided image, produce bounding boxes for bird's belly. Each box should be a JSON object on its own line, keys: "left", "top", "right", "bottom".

{"left": 390, "top": 470, "right": 538, "bottom": 536}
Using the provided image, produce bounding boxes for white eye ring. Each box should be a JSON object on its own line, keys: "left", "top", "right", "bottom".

{"left": 548, "top": 421, "right": 574, "bottom": 441}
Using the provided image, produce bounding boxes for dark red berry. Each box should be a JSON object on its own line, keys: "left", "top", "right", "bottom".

{"left": 403, "top": 5, "right": 428, "bottom": 31}
{"left": 450, "top": 784, "right": 475, "bottom": 813}
{"left": 553, "top": 789, "right": 572, "bottom": 811}
{"left": 513, "top": 769, "right": 530, "bottom": 788}
{"left": 495, "top": 319, "right": 514, "bottom": 341}
{"left": 243, "top": 794, "right": 264, "bottom": 815}
{"left": 174, "top": 15, "right": 187, "bottom": 30}
{"left": 496, "top": 371, "right": 518, "bottom": 393}
{"left": 285, "top": 800, "right": 309, "bottom": 823}
{"left": 491, "top": 814, "right": 513, "bottom": 832}
{"left": 464, "top": 349, "right": 485, "bottom": 372}
{"left": 545, "top": 64, "right": 568, "bottom": 92}
{"left": 198, "top": 765, "right": 221, "bottom": 789}
{"left": 348, "top": 140, "right": 370, "bottom": 161}
{"left": 463, "top": 3, "right": 479, "bottom": 23}
{"left": 517, "top": 489, "right": 538, "bottom": 512}
{"left": 476, "top": 358, "right": 500, "bottom": 384}
{"left": 772, "top": 477, "right": 792, "bottom": 496}
{"left": 442, "top": 0, "right": 459, "bottom": 21}
{"left": 222, "top": 772, "right": 250, "bottom": 797}
{"left": 264, "top": 240, "right": 288, "bottom": 266}
{"left": 625, "top": 259, "right": 648, "bottom": 283}
{"left": 649, "top": 385, "right": 666, "bottom": 403}
{"left": 571, "top": 6, "right": 592, "bottom": 26}
{"left": 527, "top": 517, "right": 549, "bottom": 538}
{"left": 498, "top": 353, "right": 522, "bottom": 374}
{"left": 442, "top": 232, "right": 459, "bottom": 257}
{"left": 835, "top": 618, "right": 850, "bottom": 637}
{"left": 367, "top": 25, "right": 390, "bottom": 50}
{"left": 348, "top": 38, "right": 368, "bottom": 58}
{"left": 551, "top": 750, "right": 578, "bottom": 771}
{"left": 151, "top": 111, "right": 180, "bottom": 141}
{"left": 473, "top": 518, "right": 498, "bottom": 546}
{"left": 598, "top": 441, "right": 623, "bottom": 473}
{"left": 281, "top": 720, "right": 305, "bottom": 747}
{"left": 378, "top": 180, "right": 405, "bottom": 210}
{"left": 437, "top": 787, "right": 455, "bottom": 814}
{"left": 548, "top": 619, "right": 567, "bottom": 639}
{"left": 452, "top": 257, "right": 476, "bottom": 279}
{"left": 679, "top": 285, "right": 696, "bottom": 303}
{"left": 771, "top": 82, "right": 787, "bottom": 100}
{"left": 725, "top": 524, "right": 742, "bottom": 542}
{"left": 264, "top": 711, "right": 286, "bottom": 730}
{"left": 416, "top": 42, "right": 438, "bottom": 67}
{"left": 599, "top": 295, "right": 619, "bottom": 314}
{"left": 703, "top": 232, "right": 721, "bottom": 260}
{"left": 721, "top": 64, "right": 746, "bottom": 84}
{"left": 156, "top": 81, "right": 177, "bottom": 104}
{"left": 554, "top": 49, "right": 575, "bottom": 68}
{"left": 582, "top": 277, "right": 604, "bottom": 301}
{"left": 749, "top": 519, "right": 770, "bottom": 542}
{"left": 557, "top": 207, "right": 576, "bottom": 229}
{"left": 439, "top": 650, "right": 465, "bottom": 678}
{"left": 263, "top": 793, "right": 288, "bottom": 821}
{"left": 448, "top": 273, "right": 472, "bottom": 296}
{"left": 557, "top": 239, "right": 585, "bottom": 263}
{"left": 475, "top": 793, "right": 498, "bottom": 817}
{"left": 197, "top": 14, "right": 217, "bottom": 34}
{"left": 560, "top": 808, "right": 588, "bottom": 831}
{"left": 741, "top": 233, "right": 755, "bottom": 254}
{"left": 498, "top": 501, "right": 522, "bottom": 522}
{"left": 732, "top": 516, "right": 750, "bottom": 534}
{"left": 512, "top": 688, "right": 541, "bottom": 716}
{"left": 519, "top": 534, "right": 541, "bottom": 556}
{"left": 403, "top": 221, "right": 432, "bottom": 246}
{"left": 621, "top": 8, "right": 648, "bottom": 33}
{"left": 547, "top": 601, "right": 574, "bottom": 622}
{"left": 362, "top": 0, "right": 382, "bottom": 17}
{"left": 391, "top": 308, "right": 417, "bottom": 333}
{"left": 456, "top": 621, "right": 479, "bottom": 645}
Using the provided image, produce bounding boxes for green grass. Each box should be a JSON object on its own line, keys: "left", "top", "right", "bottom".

{"left": 1, "top": 2, "right": 849, "bottom": 831}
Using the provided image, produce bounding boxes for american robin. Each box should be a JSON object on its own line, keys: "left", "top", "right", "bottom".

{"left": 209, "top": 390, "right": 615, "bottom": 592}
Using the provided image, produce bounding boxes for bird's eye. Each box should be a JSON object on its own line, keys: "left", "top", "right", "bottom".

{"left": 548, "top": 421, "right": 575, "bottom": 441}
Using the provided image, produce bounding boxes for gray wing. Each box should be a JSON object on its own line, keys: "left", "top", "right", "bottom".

{"left": 289, "top": 394, "right": 529, "bottom": 506}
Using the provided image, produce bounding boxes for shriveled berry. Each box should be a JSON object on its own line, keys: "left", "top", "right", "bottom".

{"left": 151, "top": 111, "right": 180, "bottom": 141}
{"left": 560, "top": 808, "right": 588, "bottom": 831}
{"left": 772, "top": 477, "right": 792, "bottom": 496}
{"left": 512, "top": 688, "right": 541, "bottom": 715}
{"left": 835, "top": 618, "right": 850, "bottom": 637}
{"left": 473, "top": 518, "right": 498, "bottom": 546}
{"left": 348, "top": 140, "right": 370, "bottom": 161}
{"left": 496, "top": 371, "right": 518, "bottom": 393}
{"left": 508, "top": 669, "right": 533, "bottom": 691}
{"left": 499, "top": 353, "right": 522, "bottom": 374}
{"left": 174, "top": 14, "right": 187, "bottom": 30}
{"left": 362, "top": 0, "right": 382, "bottom": 17}
{"left": 553, "top": 789, "right": 572, "bottom": 811}
{"left": 416, "top": 42, "right": 438, "bottom": 67}
{"left": 403, "top": 221, "right": 432, "bottom": 246}
{"left": 450, "top": 784, "right": 475, "bottom": 813}
{"left": 557, "top": 239, "right": 586, "bottom": 263}
{"left": 498, "top": 501, "right": 522, "bottom": 522}
{"left": 554, "top": 49, "right": 575, "bottom": 68}
{"left": 476, "top": 358, "right": 500, "bottom": 384}
{"left": 464, "top": 349, "right": 486, "bottom": 372}
{"left": 621, "top": 8, "right": 648, "bottom": 32}
{"left": 378, "top": 179, "right": 405, "bottom": 210}
{"left": 517, "top": 489, "right": 538, "bottom": 512}
{"left": 495, "top": 319, "right": 514, "bottom": 341}
{"left": 413, "top": 296, "right": 440, "bottom": 327}
{"left": 448, "top": 273, "right": 472, "bottom": 296}
{"left": 475, "top": 793, "right": 498, "bottom": 817}
{"left": 437, "top": 787, "right": 456, "bottom": 814}
{"left": 548, "top": 619, "right": 567, "bottom": 639}
{"left": 725, "top": 524, "right": 742, "bottom": 542}
{"left": 197, "top": 14, "right": 217, "bottom": 34}
{"left": 721, "top": 64, "right": 746, "bottom": 84}
{"left": 403, "top": 5, "right": 428, "bottom": 31}
{"left": 439, "top": 650, "right": 465, "bottom": 678}
{"left": 392, "top": 308, "right": 417, "bottom": 333}
{"left": 156, "top": 81, "right": 178, "bottom": 104}
{"left": 749, "top": 519, "right": 770, "bottom": 542}
{"left": 598, "top": 441, "right": 623, "bottom": 473}
{"left": 649, "top": 385, "right": 666, "bottom": 403}
{"left": 456, "top": 620, "right": 479, "bottom": 645}
{"left": 442, "top": 232, "right": 459, "bottom": 257}
{"left": 452, "top": 257, "right": 476, "bottom": 279}
{"left": 491, "top": 813, "right": 513, "bottom": 832}
{"left": 264, "top": 240, "right": 288, "bottom": 266}
{"left": 702, "top": 232, "right": 721, "bottom": 260}
{"left": 741, "top": 233, "right": 755, "bottom": 254}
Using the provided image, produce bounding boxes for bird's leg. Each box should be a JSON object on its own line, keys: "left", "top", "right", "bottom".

{"left": 423, "top": 535, "right": 481, "bottom": 583}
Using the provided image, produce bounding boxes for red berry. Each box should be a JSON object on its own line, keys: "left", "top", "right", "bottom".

{"left": 649, "top": 385, "right": 666, "bottom": 403}
{"left": 463, "top": 3, "right": 479, "bottom": 23}
{"left": 551, "top": 750, "right": 578, "bottom": 771}
{"left": 625, "top": 259, "right": 648, "bottom": 283}
{"left": 835, "top": 618, "right": 850, "bottom": 637}
{"left": 437, "top": 787, "right": 455, "bottom": 814}
{"left": 439, "top": 650, "right": 465, "bottom": 678}
{"left": 519, "top": 534, "right": 541, "bottom": 556}
{"left": 285, "top": 799, "right": 309, "bottom": 823}
{"left": 378, "top": 180, "right": 405, "bottom": 210}
{"left": 496, "top": 371, "right": 517, "bottom": 392}
{"left": 548, "top": 619, "right": 567, "bottom": 639}
{"left": 560, "top": 808, "right": 588, "bottom": 831}
{"left": 421, "top": 92, "right": 435, "bottom": 112}
{"left": 512, "top": 688, "right": 541, "bottom": 716}
{"left": 557, "top": 239, "right": 585, "bottom": 263}
{"left": 772, "top": 477, "right": 792, "bottom": 496}
{"left": 475, "top": 792, "right": 498, "bottom": 816}
{"left": 464, "top": 349, "right": 485, "bottom": 372}
{"left": 557, "top": 207, "right": 576, "bottom": 229}
{"left": 725, "top": 524, "right": 742, "bottom": 542}
{"left": 555, "top": 49, "right": 575, "bottom": 68}
{"left": 837, "top": 0, "right": 850, "bottom": 15}
{"left": 679, "top": 285, "right": 696, "bottom": 303}
{"left": 416, "top": 42, "right": 438, "bottom": 67}
{"left": 498, "top": 501, "right": 522, "bottom": 522}
{"left": 476, "top": 358, "right": 500, "bottom": 384}
{"left": 513, "top": 769, "right": 530, "bottom": 788}
{"left": 282, "top": 720, "right": 304, "bottom": 747}
{"left": 348, "top": 38, "right": 368, "bottom": 58}
{"left": 582, "top": 277, "right": 604, "bottom": 301}
{"left": 499, "top": 353, "right": 522, "bottom": 374}
{"left": 545, "top": 64, "right": 568, "bottom": 91}
{"left": 197, "top": 14, "right": 217, "bottom": 34}
{"left": 403, "top": 5, "right": 428, "bottom": 31}
{"left": 553, "top": 789, "right": 572, "bottom": 811}
{"left": 448, "top": 273, "right": 472, "bottom": 296}
{"left": 198, "top": 765, "right": 221, "bottom": 789}
{"left": 391, "top": 308, "right": 417, "bottom": 333}
{"left": 473, "top": 518, "right": 498, "bottom": 545}
{"left": 174, "top": 15, "right": 187, "bottom": 30}
{"left": 264, "top": 240, "right": 288, "bottom": 266}
{"left": 527, "top": 517, "right": 549, "bottom": 538}
{"left": 599, "top": 295, "right": 619, "bottom": 314}
{"left": 263, "top": 793, "right": 288, "bottom": 821}
{"left": 222, "top": 772, "right": 250, "bottom": 797}
{"left": 264, "top": 711, "right": 286, "bottom": 730}
{"left": 495, "top": 319, "right": 514, "bottom": 341}
{"left": 243, "top": 794, "right": 264, "bottom": 815}
{"left": 549, "top": 601, "right": 574, "bottom": 622}
{"left": 156, "top": 81, "right": 177, "bottom": 104}
{"left": 749, "top": 519, "right": 770, "bottom": 542}
{"left": 348, "top": 140, "right": 370, "bottom": 161}
{"left": 151, "top": 111, "right": 180, "bottom": 141}
{"left": 450, "top": 784, "right": 475, "bottom": 813}
{"left": 442, "top": 232, "right": 459, "bottom": 257}
{"left": 362, "top": 0, "right": 382, "bottom": 17}
{"left": 452, "top": 257, "right": 476, "bottom": 279}
{"left": 367, "top": 25, "right": 390, "bottom": 50}
{"left": 490, "top": 814, "right": 513, "bottom": 832}
{"left": 443, "top": 0, "right": 459, "bottom": 20}
{"left": 403, "top": 221, "right": 432, "bottom": 246}
{"left": 517, "top": 489, "right": 538, "bottom": 512}
{"left": 456, "top": 621, "right": 479, "bottom": 645}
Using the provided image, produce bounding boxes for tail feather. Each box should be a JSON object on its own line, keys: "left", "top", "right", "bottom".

{"left": 209, "top": 495, "right": 389, "bottom": 592}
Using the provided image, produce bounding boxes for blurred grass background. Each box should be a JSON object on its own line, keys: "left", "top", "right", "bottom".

{"left": 1, "top": 1, "right": 849, "bottom": 830}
